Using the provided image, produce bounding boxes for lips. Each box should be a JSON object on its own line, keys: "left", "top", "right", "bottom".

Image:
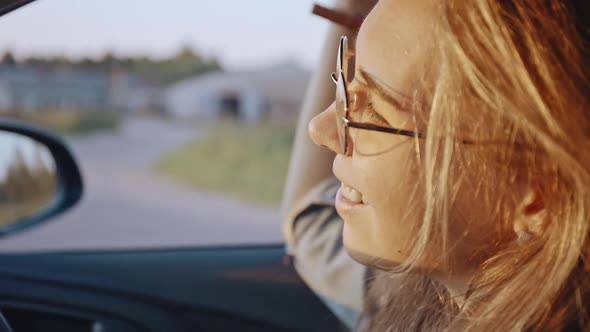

{"left": 335, "top": 182, "right": 369, "bottom": 218}
{"left": 333, "top": 157, "right": 368, "bottom": 211}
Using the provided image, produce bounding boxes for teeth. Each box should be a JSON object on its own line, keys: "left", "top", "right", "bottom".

{"left": 342, "top": 184, "right": 364, "bottom": 204}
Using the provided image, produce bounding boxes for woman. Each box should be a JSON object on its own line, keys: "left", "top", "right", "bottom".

{"left": 308, "top": 0, "right": 590, "bottom": 330}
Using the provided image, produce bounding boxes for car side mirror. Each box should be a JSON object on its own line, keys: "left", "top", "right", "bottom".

{"left": 0, "top": 119, "right": 83, "bottom": 237}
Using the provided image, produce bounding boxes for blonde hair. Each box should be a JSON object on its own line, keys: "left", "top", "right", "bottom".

{"left": 363, "top": 1, "right": 590, "bottom": 331}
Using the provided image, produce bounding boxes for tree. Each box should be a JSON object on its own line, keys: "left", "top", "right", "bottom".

{"left": 176, "top": 44, "right": 200, "bottom": 61}
{"left": 0, "top": 146, "right": 57, "bottom": 225}
{"left": 1, "top": 51, "right": 17, "bottom": 66}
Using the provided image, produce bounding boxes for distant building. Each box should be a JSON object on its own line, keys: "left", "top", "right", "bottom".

{"left": 0, "top": 65, "right": 163, "bottom": 114}
{"left": 110, "top": 71, "right": 163, "bottom": 113}
{"left": 164, "top": 62, "right": 310, "bottom": 122}
{"left": 0, "top": 65, "right": 111, "bottom": 112}
{"left": 0, "top": 81, "right": 11, "bottom": 110}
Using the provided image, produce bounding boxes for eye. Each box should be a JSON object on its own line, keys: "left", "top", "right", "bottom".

{"left": 349, "top": 83, "right": 391, "bottom": 127}
{"left": 362, "top": 102, "right": 390, "bottom": 126}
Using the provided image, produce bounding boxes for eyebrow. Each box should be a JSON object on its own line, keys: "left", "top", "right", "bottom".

{"left": 357, "top": 68, "right": 411, "bottom": 112}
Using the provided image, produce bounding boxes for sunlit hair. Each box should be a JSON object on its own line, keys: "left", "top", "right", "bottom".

{"left": 363, "top": 0, "right": 590, "bottom": 330}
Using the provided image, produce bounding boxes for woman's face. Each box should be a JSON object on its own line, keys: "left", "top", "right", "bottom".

{"left": 309, "top": 0, "right": 504, "bottom": 273}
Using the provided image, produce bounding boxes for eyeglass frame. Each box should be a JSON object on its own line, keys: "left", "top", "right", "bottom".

{"left": 332, "top": 35, "right": 424, "bottom": 155}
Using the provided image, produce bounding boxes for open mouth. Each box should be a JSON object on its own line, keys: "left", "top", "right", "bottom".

{"left": 341, "top": 183, "right": 365, "bottom": 204}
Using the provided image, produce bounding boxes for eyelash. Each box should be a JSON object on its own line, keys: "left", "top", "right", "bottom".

{"left": 349, "top": 86, "right": 390, "bottom": 126}
{"left": 361, "top": 102, "right": 389, "bottom": 126}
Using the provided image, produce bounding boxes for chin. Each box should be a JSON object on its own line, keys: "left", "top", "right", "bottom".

{"left": 341, "top": 217, "right": 406, "bottom": 271}
{"left": 343, "top": 241, "right": 404, "bottom": 271}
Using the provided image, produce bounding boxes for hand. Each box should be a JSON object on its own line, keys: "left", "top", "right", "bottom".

{"left": 350, "top": 0, "right": 380, "bottom": 18}
{"left": 312, "top": 0, "right": 378, "bottom": 31}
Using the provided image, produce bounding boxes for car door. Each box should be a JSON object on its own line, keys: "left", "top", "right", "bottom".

{"left": 0, "top": 0, "right": 348, "bottom": 331}
{"left": 0, "top": 245, "right": 344, "bottom": 331}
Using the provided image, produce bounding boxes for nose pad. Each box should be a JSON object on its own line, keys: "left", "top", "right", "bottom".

{"left": 330, "top": 72, "right": 338, "bottom": 84}
{"left": 308, "top": 103, "right": 343, "bottom": 155}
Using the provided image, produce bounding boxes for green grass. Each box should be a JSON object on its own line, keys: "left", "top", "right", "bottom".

{"left": 155, "top": 120, "right": 296, "bottom": 206}
{"left": 1, "top": 109, "right": 121, "bottom": 135}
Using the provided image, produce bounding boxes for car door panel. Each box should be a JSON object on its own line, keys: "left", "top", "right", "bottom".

{"left": 0, "top": 245, "right": 345, "bottom": 331}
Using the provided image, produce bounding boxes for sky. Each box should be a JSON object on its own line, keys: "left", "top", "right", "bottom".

{"left": 0, "top": 0, "right": 333, "bottom": 70}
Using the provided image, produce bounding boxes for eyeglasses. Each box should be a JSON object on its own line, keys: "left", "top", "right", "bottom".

{"left": 331, "top": 35, "right": 423, "bottom": 155}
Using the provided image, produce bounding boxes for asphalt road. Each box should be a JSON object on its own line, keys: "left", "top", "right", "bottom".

{"left": 0, "top": 117, "right": 282, "bottom": 252}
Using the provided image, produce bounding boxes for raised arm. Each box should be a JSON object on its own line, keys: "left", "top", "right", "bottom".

{"left": 280, "top": 0, "right": 377, "bottom": 228}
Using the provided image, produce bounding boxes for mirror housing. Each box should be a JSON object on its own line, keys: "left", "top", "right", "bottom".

{"left": 0, "top": 118, "right": 83, "bottom": 237}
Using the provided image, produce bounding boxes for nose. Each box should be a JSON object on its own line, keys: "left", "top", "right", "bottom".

{"left": 308, "top": 102, "right": 345, "bottom": 155}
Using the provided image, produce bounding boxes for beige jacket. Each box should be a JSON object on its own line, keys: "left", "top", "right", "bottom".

{"left": 283, "top": 176, "right": 368, "bottom": 329}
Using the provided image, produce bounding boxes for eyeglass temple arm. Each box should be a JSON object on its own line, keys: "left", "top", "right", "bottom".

{"left": 346, "top": 118, "right": 479, "bottom": 144}
{"left": 343, "top": 117, "right": 424, "bottom": 138}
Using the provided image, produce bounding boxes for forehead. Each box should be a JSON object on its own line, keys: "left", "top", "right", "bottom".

{"left": 356, "top": 0, "right": 439, "bottom": 91}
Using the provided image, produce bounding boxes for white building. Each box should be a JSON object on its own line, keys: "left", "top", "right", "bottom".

{"left": 164, "top": 62, "right": 310, "bottom": 122}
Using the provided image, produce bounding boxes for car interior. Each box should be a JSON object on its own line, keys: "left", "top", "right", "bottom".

{"left": 0, "top": 0, "right": 369, "bottom": 331}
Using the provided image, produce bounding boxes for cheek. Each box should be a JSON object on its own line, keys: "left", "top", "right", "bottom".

{"left": 358, "top": 140, "right": 420, "bottom": 216}
{"left": 430, "top": 157, "right": 519, "bottom": 272}
{"left": 447, "top": 172, "right": 517, "bottom": 256}
{"left": 346, "top": 142, "right": 423, "bottom": 261}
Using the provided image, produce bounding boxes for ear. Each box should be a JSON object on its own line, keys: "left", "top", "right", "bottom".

{"left": 513, "top": 188, "right": 548, "bottom": 238}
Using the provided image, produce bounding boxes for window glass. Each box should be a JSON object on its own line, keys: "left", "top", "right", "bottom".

{"left": 0, "top": 0, "right": 329, "bottom": 251}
